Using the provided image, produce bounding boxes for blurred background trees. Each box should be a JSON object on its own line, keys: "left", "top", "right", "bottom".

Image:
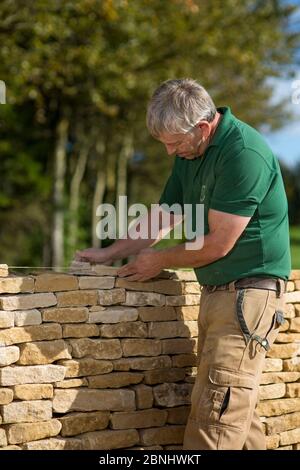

{"left": 0, "top": 0, "right": 299, "bottom": 267}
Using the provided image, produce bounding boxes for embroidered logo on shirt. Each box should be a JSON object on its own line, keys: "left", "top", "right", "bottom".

{"left": 200, "top": 184, "right": 206, "bottom": 202}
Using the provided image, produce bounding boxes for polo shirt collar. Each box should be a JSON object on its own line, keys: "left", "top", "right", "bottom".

{"left": 207, "top": 106, "right": 234, "bottom": 148}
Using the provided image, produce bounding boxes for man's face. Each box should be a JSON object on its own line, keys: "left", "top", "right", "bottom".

{"left": 158, "top": 125, "right": 203, "bottom": 160}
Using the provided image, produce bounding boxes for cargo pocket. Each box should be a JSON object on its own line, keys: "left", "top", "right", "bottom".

{"left": 236, "top": 289, "right": 285, "bottom": 357}
{"left": 197, "top": 367, "right": 255, "bottom": 430}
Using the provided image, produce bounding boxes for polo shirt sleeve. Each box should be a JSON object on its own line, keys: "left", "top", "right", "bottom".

{"left": 210, "top": 148, "right": 276, "bottom": 217}
{"left": 159, "top": 161, "right": 183, "bottom": 212}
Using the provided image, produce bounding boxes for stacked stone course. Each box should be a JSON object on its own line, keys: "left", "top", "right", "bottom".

{"left": 0, "top": 263, "right": 299, "bottom": 450}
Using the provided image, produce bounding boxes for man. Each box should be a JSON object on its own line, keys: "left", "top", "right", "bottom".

{"left": 77, "top": 79, "right": 291, "bottom": 450}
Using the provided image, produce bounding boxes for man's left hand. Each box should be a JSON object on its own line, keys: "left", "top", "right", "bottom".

{"left": 117, "top": 248, "right": 163, "bottom": 281}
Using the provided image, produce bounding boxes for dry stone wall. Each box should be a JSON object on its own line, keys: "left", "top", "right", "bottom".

{"left": 0, "top": 262, "right": 299, "bottom": 450}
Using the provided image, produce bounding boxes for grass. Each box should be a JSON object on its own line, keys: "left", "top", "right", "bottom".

{"left": 290, "top": 225, "right": 300, "bottom": 269}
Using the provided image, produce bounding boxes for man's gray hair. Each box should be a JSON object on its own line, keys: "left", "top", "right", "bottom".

{"left": 146, "top": 78, "right": 216, "bottom": 137}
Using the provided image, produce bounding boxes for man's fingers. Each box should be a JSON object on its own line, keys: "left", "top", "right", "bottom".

{"left": 117, "top": 263, "right": 136, "bottom": 277}
{"left": 122, "top": 274, "right": 142, "bottom": 281}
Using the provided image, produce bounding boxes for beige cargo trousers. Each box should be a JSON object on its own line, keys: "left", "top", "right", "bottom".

{"left": 183, "top": 280, "right": 286, "bottom": 450}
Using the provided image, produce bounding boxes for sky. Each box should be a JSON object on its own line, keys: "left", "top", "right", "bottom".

{"left": 263, "top": 1, "right": 300, "bottom": 168}
{"left": 263, "top": 73, "right": 300, "bottom": 167}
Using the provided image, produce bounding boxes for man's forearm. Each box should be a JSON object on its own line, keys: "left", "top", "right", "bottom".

{"left": 156, "top": 233, "right": 225, "bottom": 269}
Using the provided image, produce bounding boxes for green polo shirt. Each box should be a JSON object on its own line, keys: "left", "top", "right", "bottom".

{"left": 159, "top": 107, "right": 291, "bottom": 285}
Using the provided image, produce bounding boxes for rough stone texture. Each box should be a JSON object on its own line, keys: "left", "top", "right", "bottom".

{"left": 0, "top": 365, "right": 65, "bottom": 385}
{"left": 35, "top": 274, "right": 78, "bottom": 292}
{"left": 7, "top": 419, "right": 62, "bottom": 444}
{"left": 0, "top": 293, "right": 57, "bottom": 311}
{"left": 42, "top": 307, "right": 88, "bottom": 323}
{"left": 0, "top": 264, "right": 9, "bottom": 277}
{"left": 18, "top": 340, "right": 71, "bottom": 364}
{"left": 1, "top": 400, "right": 52, "bottom": 423}
{"left": 0, "top": 267, "right": 300, "bottom": 451}
{"left": 14, "top": 309, "right": 42, "bottom": 326}
{"left": 88, "top": 306, "right": 138, "bottom": 323}
{"left": 56, "top": 290, "right": 98, "bottom": 307}
{"left": 59, "top": 411, "right": 110, "bottom": 436}
{"left": 0, "top": 277, "right": 34, "bottom": 294}
{"left": 13, "top": 384, "right": 53, "bottom": 400}
{"left": 53, "top": 388, "right": 135, "bottom": 413}
{"left": 0, "top": 311, "right": 14, "bottom": 328}
{"left": 0, "top": 346, "right": 20, "bottom": 366}
{"left": 0, "top": 324, "right": 62, "bottom": 346}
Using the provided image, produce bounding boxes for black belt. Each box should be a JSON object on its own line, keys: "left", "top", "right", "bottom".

{"left": 203, "top": 277, "right": 287, "bottom": 298}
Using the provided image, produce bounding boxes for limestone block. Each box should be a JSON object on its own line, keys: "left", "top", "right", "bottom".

{"left": 0, "top": 311, "right": 14, "bottom": 328}
{"left": 132, "top": 384, "right": 153, "bottom": 409}
{"left": 259, "top": 383, "right": 286, "bottom": 400}
{"left": 100, "top": 321, "right": 147, "bottom": 338}
{"left": 284, "top": 291, "right": 300, "bottom": 303}
{"left": 285, "top": 383, "right": 300, "bottom": 398}
{"left": 57, "top": 359, "right": 113, "bottom": 378}
{"left": 143, "top": 368, "right": 186, "bottom": 385}
{"left": 88, "top": 306, "right": 138, "bottom": 323}
{"left": 0, "top": 365, "right": 65, "bottom": 386}
{"left": 0, "top": 276, "right": 34, "bottom": 294}
{"left": 35, "top": 274, "right": 78, "bottom": 292}
{"left": 22, "top": 437, "right": 82, "bottom": 450}
{"left": 0, "top": 293, "right": 57, "bottom": 311}
{"left": 168, "top": 270, "right": 197, "bottom": 281}
{"left": 286, "top": 281, "right": 295, "bottom": 292}
{"left": 1, "top": 400, "right": 52, "bottom": 423}
{"left": 283, "top": 357, "right": 300, "bottom": 372}
{"left": 116, "top": 278, "right": 183, "bottom": 295}
{"left": 13, "top": 384, "right": 53, "bottom": 400}
{"left": 69, "top": 338, "right": 122, "bottom": 360}
{"left": 79, "top": 429, "right": 139, "bottom": 450}
{"left": 139, "top": 425, "right": 185, "bottom": 446}
{"left": 121, "top": 339, "right": 161, "bottom": 357}
{"left": 148, "top": 320, "right": 198, "bottom": 338}
{"left": 294, "top": 303, "right": 300, "bottom": 316}
{"left": 55, "top": 378, "right": 88, "bottom": 388}
{"left": 289, "top": 317, "right": 300, "bottom": 332}
{"left": 166, "top": 295, "right": 200, "bottom": 306}
{"left": 110, "top": 408, "right": 167, "bottom": 429}
{"left": 161, "top": 338, "right": 197, "bottom": 354}
{"left": 172, "top": 354, "right": 197, "bottom": 368}
{"left": 53, "top": 388, "right": 135, "bottom": 413}
{"left": 280, "top": 428, "right": 300, "bottom": 446}
{"left": 7, "top": 419, "right": 62, "bottom": 444}
{"left": 289, "top": 270, "right": 300, "bottom": 280}
{"left": 284, "top": 303, "right": 295, "bottom": 318}
{"left": 167, "top": 406, "right": 190, "bottom": 424}
{"left": 0, "top": 324, "right": 62, "bottom": 346}
{"left": 79, "top": 276, "right": 115, "bottom": 290}
{"left": 176, "top": 306, "right": 200, "bottom": 321}
{"left": 0, "top": 388, "right": 14, "bottom": 405}
{"left": 59, "top": 411, "right": 110, "bottom": 437}
{"left": 56, "top": 290, "right": 98, "bottom": 307}
{"left": 0, "top": 346, "right": 20, "bottom": 366}
{"left": 62, "top": 324, "right": 99, "bottom": 338}
{"left": 266, "top": 343, "right": 300, "bottom": 359}
{"left": 0, "top": 429, "right": 7, "bottom": 447}
{"left": 113, "top": 355, "right": 171, "bottom": 371}
{"left": 138, "top": 306, "right": 177, "bottom": 322}
{"left": 266, "top": 434, "right": 280, "bottom": 449}
{"left": 0, "top": 445, "right": 21, "bottom": 450}
{"left": 257, "top": 398, "right": 300, "bottom": 417}
{"left": 14, "top": 309, "right": 42, "bottom": 326}
{"left": 98, "top": 289, "right": 126, "bottom": 305}
{"left": 18, "top": 340, "right": 71, "bottom": 365}
{"left": 265, "top": 411, "right": 300, "bottom": 434}
{"left": 42, "top": 307, "right": 88, "bottom": 323}
{"left": 87, "top": 372, "right": 144, "bottom": 388}
{"left": 275, "top": 333, "right": 300, "bottom": 343}
{"left": 153, "top": 383, "right": 193, "bottom": 407}
{"left": 0, "top": 264, "right": 9, "bottom": 277}
{"left": 124, "top": 291, "right": 165, "bottom": 307}
{"left": 260, "top": 372, "right": 300, "bottom": 385}
{"left": 263, "top": 358, "right": 283, "bottom": 372}
{"left": 183, "top": 283, "right": 201, "bottom": 294}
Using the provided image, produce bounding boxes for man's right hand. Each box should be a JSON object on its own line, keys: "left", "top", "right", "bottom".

{"left": 75, "top": 247, "right": 114, "bottom": 265}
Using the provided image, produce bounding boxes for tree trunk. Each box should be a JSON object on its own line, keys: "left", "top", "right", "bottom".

{"left": 92, "top": 139, "right": 107, "bottom": 248}
{"left": 52, "top": 117, "right": 69, "bottom": 267}
{"left": 68, "top": 141, "right": 90, "bottom": 258}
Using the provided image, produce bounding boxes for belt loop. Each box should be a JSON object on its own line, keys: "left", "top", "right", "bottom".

{"left": 228, "top": 281, "right": 236, "bottom": 292}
